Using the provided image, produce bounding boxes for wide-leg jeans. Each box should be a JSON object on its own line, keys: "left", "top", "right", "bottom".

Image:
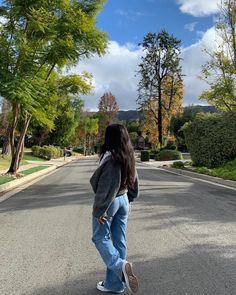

{"left": 92, "top": 193, "right": 129, "bottom": 292}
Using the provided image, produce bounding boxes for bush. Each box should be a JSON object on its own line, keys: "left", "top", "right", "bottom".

{"left": 183, "top": 112, "right": 236, "bottom": 168}
{"left": 141, "top": 150, "right": 150, "bottom": 161}
{"left": 31, "top": 145, "right": 63, "bottom": 160}
{"left": 172, "top": 161, "right": 185, "bottom": 168}
{"left": 165, "top": 140, "right": 177, "bottom": 150}
{"left": 155, "top": 150, "right": 183, "bottom": 161}
{"left": 31, "top": 145, "right": 41, "bottom": 157}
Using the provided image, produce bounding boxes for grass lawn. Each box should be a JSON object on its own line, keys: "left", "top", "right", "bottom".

{"left": 0, "top": 152, "right": 46, "bottom": 170}
{"left": 23, "top": 151, "right": 47, "bottom": 162}
{"left": 0, "top": 175, "right": 14, "bottom": 185}
{"left": 0, "top": 165, "right": 50, "bottom": 186}
{"left": 194, "top": 159, "right": 236, "bottom": 181}
{"left": 20, "top": 166, "right": 49, "bottom": 175}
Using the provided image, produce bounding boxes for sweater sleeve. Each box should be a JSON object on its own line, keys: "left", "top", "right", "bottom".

{"left": 127, "top": 169, "right": 139, "bottom": 203}
{"left": 92, "top": 161, "right": 121, "bottom": 218}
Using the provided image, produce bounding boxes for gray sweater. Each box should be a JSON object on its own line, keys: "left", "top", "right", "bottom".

{"left": 90, "top": 157, "right": 139, "bottom": 218}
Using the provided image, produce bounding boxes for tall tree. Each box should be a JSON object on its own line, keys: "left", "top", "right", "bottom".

{"left": 0, "top": 0, "right": 107, "bottom": 174}
{"left": 98, "top": 92, "right": 119, "bottom": 138}
{"left": 137, "top": 30, "right": 183, "bottom": 147}
{"left": 0, "top": 98, "right": 11, "bottom": 155}
{"left": 200, "top": 0, "right": 236, "bottom": 111}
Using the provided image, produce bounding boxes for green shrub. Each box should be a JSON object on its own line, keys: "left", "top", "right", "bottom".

{"left": 31, "top": 145, "right": 63, "bottom": 160}
{"left": 183, "top": 112, "right": 236, "bottom": 168}
{"left": 155, "top": 150, "right": 183, "bottom": 161}
{"left": 165, "top": 140, "right": 177, "bottom": 150}
{"left": 141, "top": 150, "right": 150, "bottom": 161}
{"left": 150, "top": 153, "right": 155, "bottom": 159}
{"left": 172, "top": 161, "right": 185, "bottom": 168}
{"left": 31, "top": 146, "right": 41, "bottom": 157}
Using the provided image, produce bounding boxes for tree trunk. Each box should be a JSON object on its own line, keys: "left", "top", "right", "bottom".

{"left": 8, "top": 114, "right": 32, "bottom": 174}
{"left": 158, "top": 84, "right": 163, "bottom": 147}
{"left": 2, "top": 127, "right": 11, "bottom": 156}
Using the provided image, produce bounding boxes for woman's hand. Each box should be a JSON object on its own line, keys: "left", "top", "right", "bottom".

{"left": 96, "top": 215, "right": 107, "bottom": 224}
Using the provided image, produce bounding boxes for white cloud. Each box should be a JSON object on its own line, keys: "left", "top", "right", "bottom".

{"left": 176, "top": 0, "right": 220, "bottom": 16}
{"left": 184, "top": 22, "right": 198, "bottom": 32}
{"left": 71, "top": 41, "right": 143, "bottom": 110}
{"left": 71, "top": 27, "right": 221, "bottom": 110}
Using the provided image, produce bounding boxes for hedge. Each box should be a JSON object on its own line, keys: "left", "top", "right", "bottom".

{"left": 183, "top": 112, "right": 236, "bottom": 168}
{"left": 141, "top": 150, "right": 150, "bottom": 161}
{"left": 32, "top": 145, "right": 63, "bottom": 160}
{"left": 155, "top": 150, "right": 183, "bottom": 161}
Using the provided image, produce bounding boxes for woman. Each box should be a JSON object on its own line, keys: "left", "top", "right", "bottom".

{"left": 90, "top": 124, "right": 139, "bottom": 294}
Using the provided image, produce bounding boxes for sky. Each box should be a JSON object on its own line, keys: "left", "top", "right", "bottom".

{"left": 73, "top": 0, "right": 222, "bottom": 111}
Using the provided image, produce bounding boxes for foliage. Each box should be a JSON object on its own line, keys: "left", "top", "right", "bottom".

{"left": 170, "top": 105, "right": 203, "bottom": 151}
{"left": 0, "top": 0, "right": 107, "bottom": 173}
{"left": 200, "top": 0, "right": 236, "bottom": 112}
{"left": 183, "top": 112, "right": 236, "bottom": 168}
{"left": 98, "top": 92, "right": 119, "bottom": 139}
{"left": 32, "top": 145, "right": 63, "bottom": 160}
{"left": 171, "top": 161, "right": 185, "bottom": 168}
{"left": 195, "top": 159, "right": 236, "bottom": 181}
{"left": 137, "top": 30, "right": 183, "bottom": 146}
{"left": 141, "top": 150, "right": 150, "bottom": 161}
{"left": 75, "top": 113, "right": 99, "bottom": 155}
{"left": 155, "top": 150, "right": 183, "bottom": 161}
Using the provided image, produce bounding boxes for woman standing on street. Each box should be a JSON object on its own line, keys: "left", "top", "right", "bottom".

{"left": 90, "top": 124, "right": 139, "bottom": 294}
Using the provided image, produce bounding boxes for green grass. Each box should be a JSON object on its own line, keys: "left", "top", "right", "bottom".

{"left": 23, "top": 152, "right": 47, "bottom": 162}
{"left": 195, "top": 159, "right": 236, "bottom": 181}
{"left": 0, "top": 175, "right": 14, "bottom": 185}
{"left": 20, "top": 166, "right": 49, "bottom": 175}
{"left": 0, "top": 152, "right": 46, "bottom": 170}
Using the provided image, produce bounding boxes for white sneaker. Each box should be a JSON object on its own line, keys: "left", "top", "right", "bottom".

{"left": 97, "top": 281, "right": 124, "bottom": 293}
{"left": 122, "top": 261, "right": 139, "bottom": 293}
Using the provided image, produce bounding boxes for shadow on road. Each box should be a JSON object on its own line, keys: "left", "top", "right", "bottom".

{"left": 28, "top": 247, "right": 235, "bottom": 295}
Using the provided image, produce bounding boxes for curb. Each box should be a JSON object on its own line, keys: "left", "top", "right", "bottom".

{"left": 163, "top": 167, "right": 236, "bottom": 189}
{"left": 137, "top": 160, "right": 236, "bottom": 190}
{"left": 0, "top": 166, "right": 56, "bottom": 194}
{"left": 0, "top": 157, "right": 80, "bottom": 195}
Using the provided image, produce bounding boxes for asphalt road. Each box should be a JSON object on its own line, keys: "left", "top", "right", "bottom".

{"left": 0, "top": 158, "right": 236, "bottom": 295}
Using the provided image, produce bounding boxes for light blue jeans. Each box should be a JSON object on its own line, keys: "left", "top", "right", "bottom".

{"left": 92, "top": 193, "right": 129, "bottom": 292}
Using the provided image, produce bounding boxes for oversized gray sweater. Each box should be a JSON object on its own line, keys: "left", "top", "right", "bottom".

{"left": 90, "top": 156, "right": 139, "bottom": 218}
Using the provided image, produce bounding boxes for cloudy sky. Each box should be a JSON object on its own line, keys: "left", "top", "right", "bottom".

{"left": 72, "top": 0, "right": 222, "bottom": 110}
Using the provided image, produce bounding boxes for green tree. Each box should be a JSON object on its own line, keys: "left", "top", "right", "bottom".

{"left": 200, "top": 0, "right": 236, "bottom": 111}
{"left": 170, "top": 105, "right": 202, "bottom": 151}
{"left": 137, "top": 30, "right": 183, "bottom": 147}
{"left": 76, "top": 114, "right": 99, "bottom": 155}
{"left": 0, "top": 0, "right": 107, "bottom": 174}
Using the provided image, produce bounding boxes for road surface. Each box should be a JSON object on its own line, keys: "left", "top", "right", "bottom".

{"left": 0, "top": 158, "right": 236, "bottom": 295}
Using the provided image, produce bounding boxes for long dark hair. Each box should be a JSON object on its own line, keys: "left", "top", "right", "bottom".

{"left": 100, "top": 124, "right": 135, "bottom": 189}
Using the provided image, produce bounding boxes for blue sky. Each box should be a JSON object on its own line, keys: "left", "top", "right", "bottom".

{"left": 97, "top": 0, "right": 214, "bottom": 47}
{"left": 76, "top": 0, "right": 222, "bottom": 110}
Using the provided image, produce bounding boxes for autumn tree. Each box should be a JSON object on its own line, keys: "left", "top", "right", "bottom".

{"left": 137, "top": 30, "right": 183, "bottom": 147}
{"left": 98, "top": 92, "right": 119, "bottom": 138}
{"left": 200, "top": 0, "right": 236, "bottom": 111}
{"left": 0, "top": 0, "right": 107, "bottom": 174}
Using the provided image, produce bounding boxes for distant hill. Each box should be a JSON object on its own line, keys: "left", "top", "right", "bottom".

{"left": 117, "top": 105, "right": 218, "bottom": 121}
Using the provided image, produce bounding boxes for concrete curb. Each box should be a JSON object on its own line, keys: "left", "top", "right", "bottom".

{"left": 163, "top": 167, "right": 236, "bottom": 189}
{"left": 0, "top": 156, "right": 80, "bottom": 195}
{"left": 137, "top": 160, "right": 236, "bottom": 190}
{"left": 0, "top": 166, "right": 56, "bottom": 194}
